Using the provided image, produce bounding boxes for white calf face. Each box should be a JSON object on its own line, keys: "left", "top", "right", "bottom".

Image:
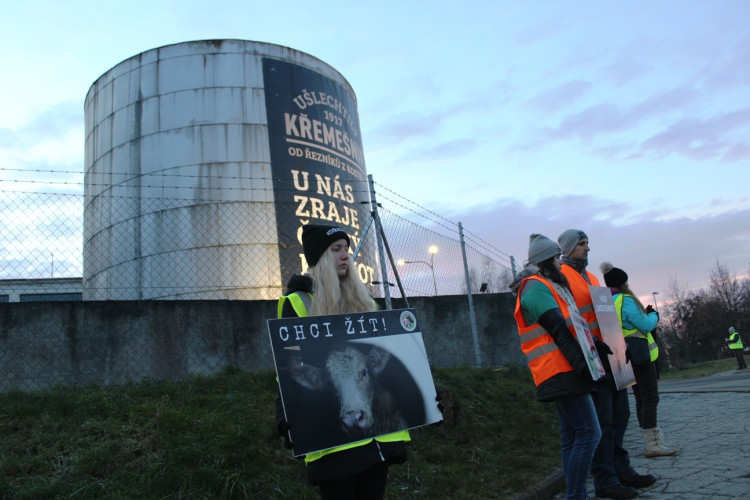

{"left": 327, "top": 346, "right": 383, "bottom": 435}
{"left": 291, "top": 345, "right": 391, "bottom": 437}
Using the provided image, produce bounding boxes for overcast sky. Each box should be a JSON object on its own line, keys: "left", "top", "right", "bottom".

{"left": 2, "top": 0, "right": 749, "bottom": 304}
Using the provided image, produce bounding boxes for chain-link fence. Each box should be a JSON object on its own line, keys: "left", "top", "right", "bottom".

{"left": 1, "top": 172, "right": 515, "bottom": 299}
{"left": 0, "top": 170, "right": 519, "bottom": 390}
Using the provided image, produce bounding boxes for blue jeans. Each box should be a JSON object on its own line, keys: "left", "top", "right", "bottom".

{"left": 556, "top": 393, "right": 602, "bottom": 500}
{"left": 590, "top": 375, "right": 637, "bottom": 490}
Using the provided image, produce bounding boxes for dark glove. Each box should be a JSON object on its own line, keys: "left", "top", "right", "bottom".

{"left": 594, "top": 338, "right": 614, "bottom": 375}
{"left": 645, "top": 305, "right": 659, "bottom": 321}
{"left": 275, "top": 396, "right": 294, "bottom": 450}
{"left": 278, "top": 420, "right": 295, "bottom": 449}
{"left": 538, "top": 308, "right": 592, "bottom": 380}
{"left": 594, "top": 338, "right": 613, "bottom": 357}
{"left": 436, "top": 393, "right": 445, "bottom": 414}
{"left": 430, "top": 393, "right": 445, "bottom": 427}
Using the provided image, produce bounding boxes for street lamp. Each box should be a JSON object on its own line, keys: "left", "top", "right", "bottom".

{"left": 652, "top": 291, "right": 659, "bottom": 314}
{"left": 397, "top": 246, "right": 439, "bottom": 296}
{"left": 428, "top": 245, "right": 439, "bottom": 296}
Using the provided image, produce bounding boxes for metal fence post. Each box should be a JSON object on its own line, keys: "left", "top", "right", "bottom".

{"left": 459, "top": 222, "right": 482, "bottom": 367}
{"left": 368, "top": 175, "right": 392, "bottom": 310}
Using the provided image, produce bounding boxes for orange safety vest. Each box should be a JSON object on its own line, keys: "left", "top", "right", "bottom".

{"left": 561, "top": 264, "right": 602, "bottom": 340}
{"left": 514, "top": 275, "right": 578, "bottom": 387}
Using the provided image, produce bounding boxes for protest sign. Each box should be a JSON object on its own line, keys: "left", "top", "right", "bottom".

{"left": 590, "top": 286, "right": 636, "bottom": 390}
{"left": 568, "top": 307, "right": 606, "bottom": 381}
{"left": 268, "top": 308, "right": 442, "bottom": 456}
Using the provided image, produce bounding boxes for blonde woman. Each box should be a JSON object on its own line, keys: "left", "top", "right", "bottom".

{"left": 276, "top": 224, "right": 410, "bottom": 500}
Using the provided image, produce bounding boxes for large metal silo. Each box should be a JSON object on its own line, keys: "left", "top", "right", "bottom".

{"left": 83, "top": 40, "right": 375, "bottom": 300}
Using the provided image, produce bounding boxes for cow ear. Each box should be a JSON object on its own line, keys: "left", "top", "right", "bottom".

{"left": 367, "top": 346, "right": 391, "bottom": 375}
{"left": 292, "top": 364, "right": 327, "bottom": 390}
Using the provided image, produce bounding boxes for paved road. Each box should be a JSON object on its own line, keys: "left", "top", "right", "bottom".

{"left": 656, "top": 369, "right": 750, "bottom": 393}
{"left": 546, "top": 368, "right": 750, "bottom": 499}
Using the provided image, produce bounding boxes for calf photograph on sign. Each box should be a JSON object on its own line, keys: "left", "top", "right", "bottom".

{"left": 268, "top": 308, "right": 442, "bottom": 457}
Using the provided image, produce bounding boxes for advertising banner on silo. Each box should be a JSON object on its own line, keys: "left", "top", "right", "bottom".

{"left": 263, "top": 58, "right": 375, "bottom": 287}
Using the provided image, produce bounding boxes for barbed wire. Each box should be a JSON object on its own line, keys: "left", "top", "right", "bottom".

{"left": 372, "top": 182, "right": 514, "bottom": 268}
{"left": 0, "top": 168, "right": 516, "bottom": 275}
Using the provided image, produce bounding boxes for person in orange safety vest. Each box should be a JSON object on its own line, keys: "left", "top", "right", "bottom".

{"left": 511, "top": 233, "right": 600, "bottom": 500}
{"left": 558, "top": 229, "right": 655, "bottom": 499}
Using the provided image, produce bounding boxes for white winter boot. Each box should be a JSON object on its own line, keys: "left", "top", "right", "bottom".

{"left": 656, "top": 426, "right": 676, "bottom": 450}
{"left": 642, "top": 426, "right": 678, "bottom": 457}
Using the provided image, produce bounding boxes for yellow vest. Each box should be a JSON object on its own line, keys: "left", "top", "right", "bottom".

{"left": 728, "top": 331, "right": 744, "bottom": 350}
{"left": 276, "top": 291, "right": 411, "bottom": 464}
{"left": 613, "top": 294, "right": 658, "bottom": 362}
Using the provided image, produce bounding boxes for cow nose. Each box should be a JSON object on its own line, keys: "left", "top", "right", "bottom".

{"left": 341, "top": 410, "right": 370, "bottom": 431}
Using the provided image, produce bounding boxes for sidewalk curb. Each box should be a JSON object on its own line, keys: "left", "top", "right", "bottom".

{"left": 507, "top": 470, "right": 564, "bottom": 500}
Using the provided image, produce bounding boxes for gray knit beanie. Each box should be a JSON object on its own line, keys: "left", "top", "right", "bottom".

{"left": 558, "top": 229, "right": 588, "bottom": 257}
{"left": 527, "top": 233, "right": 561, "bottom": 265}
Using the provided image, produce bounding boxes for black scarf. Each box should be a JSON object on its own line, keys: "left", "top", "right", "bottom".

{"left": 560, "top": 255, "right": 588, "bottom": 274}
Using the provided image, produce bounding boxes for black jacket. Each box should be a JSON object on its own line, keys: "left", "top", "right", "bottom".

{"left": 534, "top": 308, "right": 597, "bottom": 402}
{"left": 279, "top": 274, "right": 313, "bottom": 318}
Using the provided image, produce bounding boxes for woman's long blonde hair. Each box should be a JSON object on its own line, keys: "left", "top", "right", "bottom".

{"left": 307, "top": 246, "right": 375, "bottom": 316}
{"left": 601, "top": 261, "right": 646, "bottom": 312}
{"left": 618, "top": 282, "right": 646, "bottom": 312}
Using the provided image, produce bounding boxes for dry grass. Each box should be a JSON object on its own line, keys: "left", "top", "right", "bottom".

{"left": 0, "top": 366, "right": 560, "bottom": 499}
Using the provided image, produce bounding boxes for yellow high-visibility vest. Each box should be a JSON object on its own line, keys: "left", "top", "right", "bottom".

{"left": 613, "top": 294, "right": 658, "bottom": 362}
{"left": 728, "top": 331, "right": 744, "bottom": 350}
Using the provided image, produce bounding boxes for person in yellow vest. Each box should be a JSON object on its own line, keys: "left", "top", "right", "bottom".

{"left": 725, "top": 326, "right": 747, "bottom": 370}
{"left": 601, "top": 262, "right": 677, "bottom": 459}
{"left": 511, "top": 233, "right": 601, "bottom": 500}
{"left": 275, "top": 224, "right": 410, "bottom": 500}
{"left": 558, "top": 230, "right": 654, "bottom": 499}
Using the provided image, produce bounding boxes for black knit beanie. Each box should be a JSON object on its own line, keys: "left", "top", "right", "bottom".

{"left": 600, "top": 261, "right": 628, "bottom": 288}
{"left": 302, "top": 224, "right": 350, "bottom": 267}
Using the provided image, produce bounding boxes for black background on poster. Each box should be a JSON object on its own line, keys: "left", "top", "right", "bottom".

{"left": 269, "top": 309, "right": 431, "bottom": 455}
{"left": 263, "top": 58, "right": 374, "bottom": 286}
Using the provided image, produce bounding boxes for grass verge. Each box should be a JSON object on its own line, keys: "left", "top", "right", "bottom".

{"left": 658, "top": 357, "right": 736, "bottom": 380}
{"left": 1, "top": 359, "right": 729, "bottom": 499}
{"left": 0, "top": 366, "right": 559, "bottom": 499}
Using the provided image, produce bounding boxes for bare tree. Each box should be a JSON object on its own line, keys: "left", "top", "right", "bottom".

{"left": 708, "top": 260, "right": 743, "bottom": 321}
{"left": 659, "top": 274, "right": 726, "bottom": 367}
{"left": 658, "top": 274, "right": 688, "bottom": 367}
{"left": 650, "top": 265, "right": 750, "bottom": 369}
{"left": 461, "top": 257, "right": 513, "bottom": 294}
{"left": 665, "top": 273, "right": 687, "bottom": 304}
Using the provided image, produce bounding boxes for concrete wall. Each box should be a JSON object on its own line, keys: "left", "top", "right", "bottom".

{"left": 386, "top": 293, "right": 523, "bottom": 368}
{"left": 0, "top": 293, "right": 524, "bottom": 392}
